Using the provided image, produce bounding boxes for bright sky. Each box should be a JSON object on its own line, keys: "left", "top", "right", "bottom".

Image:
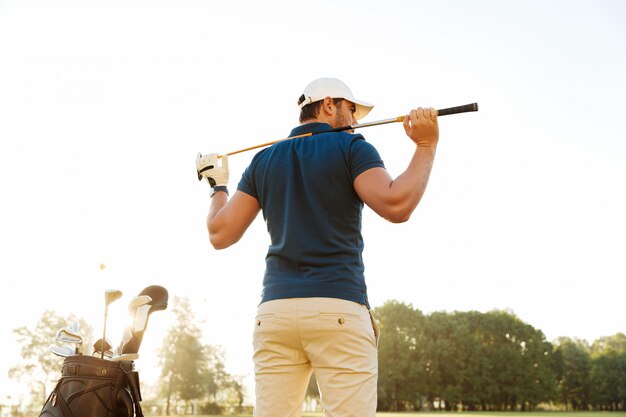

{"left": 1, "top": 0, "right": 625, "bottom": 406}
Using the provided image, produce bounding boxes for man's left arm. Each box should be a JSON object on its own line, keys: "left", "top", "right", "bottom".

{"left": 207, "top": 190, "right": 260, "bottom": 249}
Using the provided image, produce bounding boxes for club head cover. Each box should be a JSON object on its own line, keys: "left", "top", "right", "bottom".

{"left": 138, "top": 285, "right": 168, "bottom": 312}
{"left": 121, "top": 285, "right": 168, "bottom": 355}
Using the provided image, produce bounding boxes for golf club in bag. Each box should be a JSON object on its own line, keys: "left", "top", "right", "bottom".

{"left": 39, "top": 355, "right": 142, "bottom": 417}
{"left": 39, "top": 285, "right": 168, "bottom": 417}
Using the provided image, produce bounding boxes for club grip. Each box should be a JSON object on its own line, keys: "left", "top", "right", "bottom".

{"left": 437, "top": 103, "right": 478, "bottom": 116}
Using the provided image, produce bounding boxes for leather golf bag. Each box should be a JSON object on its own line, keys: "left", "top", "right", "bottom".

{"left": 39, "top": 355, "right": 143, "bottom": 417}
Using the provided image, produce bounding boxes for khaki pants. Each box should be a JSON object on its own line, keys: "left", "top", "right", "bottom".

{"left": 252, "top": 297, "right": 380, "bottom": 417}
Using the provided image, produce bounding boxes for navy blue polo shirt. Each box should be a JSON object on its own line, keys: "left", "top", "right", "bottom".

{"left": 237, "top": 122, "right": 385, "bottom": 307}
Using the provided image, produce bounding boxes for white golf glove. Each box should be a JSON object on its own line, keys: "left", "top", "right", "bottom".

{"left": 196, "top": 153, "right": 229, "bottom": 187}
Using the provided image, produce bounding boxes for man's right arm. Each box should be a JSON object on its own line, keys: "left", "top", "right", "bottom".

{"left": 354, "top": 107, "right": 439, "bottom": 223}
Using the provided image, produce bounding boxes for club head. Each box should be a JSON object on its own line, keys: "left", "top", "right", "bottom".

{"left": 70, "top": 321, "right": 80, "bottom": 333}
{"left": 93, "top": 338, "right": 112, "bottom": 354}
{"left": 57, "top": 328, "right": 83, "bottom": 345}
{"left": 133, "top": 304, "right": 150, "bottom": 332}
{"left": 57, "top": 328, "right": 84, "bottom": 355}
{"left": 63, "top": 344, "right": 76, "bottom": 353}
{"left": 115, "top": 295, "right": 151, "bottom": 354}
{"left": 49, "top": 344, "right": 74, "bottom": 358}
{"left": 101, "top": 289, "right": 123, "bottom": 359}
{"left": 128, "top": 295, "right": 152, "bottom": 310}
{"left": 105, "top": 289, "right": 123, "bottom": 305}
{"left": 117, "top": 327, "right": 132, "bottom": 356}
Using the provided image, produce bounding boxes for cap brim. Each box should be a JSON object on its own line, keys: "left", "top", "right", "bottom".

{"left": 352, "top": 99, "right": 374, "bottom": 121}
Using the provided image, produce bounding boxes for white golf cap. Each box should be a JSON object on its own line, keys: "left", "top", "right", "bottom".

{"left": 297, "top": 78, "right": 374, "bottom": 121}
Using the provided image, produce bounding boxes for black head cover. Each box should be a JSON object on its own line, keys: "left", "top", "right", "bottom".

{"left": 138, "top": 285, "right": 168, "bottom": 312}
{"left": 120, "top": 285, "right": 169, "bottom": 355}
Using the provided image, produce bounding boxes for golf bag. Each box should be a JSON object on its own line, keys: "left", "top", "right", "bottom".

{"left": 39, "top": 355, "right": 143, "bottom": 417}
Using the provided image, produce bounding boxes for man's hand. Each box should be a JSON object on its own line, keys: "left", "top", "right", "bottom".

{"left": 403, "top": 107, "right": 439, "bottom": 148}
{"left": 196, "top": 153, "right": 229, "bottom": 187}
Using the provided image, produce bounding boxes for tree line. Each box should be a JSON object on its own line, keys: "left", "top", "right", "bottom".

{"left": 8, "top": 298, "right": 625, "bottom": 414}
{"left": 371, "top": 300, "right": 626, "bottom": 412}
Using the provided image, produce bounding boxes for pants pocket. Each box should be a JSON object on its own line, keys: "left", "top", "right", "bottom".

{"left": 369, "top": 310, "right": 380, "bottom": 347}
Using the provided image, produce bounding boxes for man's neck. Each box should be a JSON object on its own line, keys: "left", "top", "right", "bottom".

{"left": 301, "top": 115, "right": 332, "bottom": 126}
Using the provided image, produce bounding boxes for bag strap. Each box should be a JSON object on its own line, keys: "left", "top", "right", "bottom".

{"left": 54, "top": 388, "right": 74, "bottom": 417}
{"left": 40, "top": 379, "right": 73, "bottom": 417}
{"left": 124, "top": 370, "right": 144, "bottom": 417}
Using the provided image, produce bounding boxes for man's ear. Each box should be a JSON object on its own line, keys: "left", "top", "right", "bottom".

{"left": 321, "top": 96, "right": 335, "bottom": 116}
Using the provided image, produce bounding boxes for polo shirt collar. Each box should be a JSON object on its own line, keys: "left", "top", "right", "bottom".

{"left": 289, "top": 122, "right": 332, "bottom": 137}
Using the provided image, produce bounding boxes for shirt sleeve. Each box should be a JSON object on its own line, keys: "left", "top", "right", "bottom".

{"left": 349, "top": 135, "right": 385, "bottom": 181}
{"left": 237, "top": 161, "right": 258, "bottom": 199}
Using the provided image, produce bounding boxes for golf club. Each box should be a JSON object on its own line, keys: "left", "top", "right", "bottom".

{"left": 43, "top": 287, "right": 147, "bottom": 417}
{"left": 70, "top": 321, "right": 80, "bottom": 333}
{"left": 49, "top": 344, "right": 74, "bottom": 358}
{"left": 117, "top": 294, "right": 152, "bottom": 355}
{"left": 121, "top": 285, "right": 168, "bottom": 355}
{"left": 93, "top": 338, "right": 113, "bottom": 358}
{"left": 200, "top": 102, "right": 478, "bottom": 163}
{"left": 56, "top": 327, "right": 84, "bottom": 355}
{"left": 101, "top": 289, "right": 123, "bottom": 359}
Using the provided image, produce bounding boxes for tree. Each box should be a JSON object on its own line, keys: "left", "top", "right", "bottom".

{"left": 553, "top": 337, "right": 591, "bottom": 410}
{"left": 421, "top": 311, "right": 465, "bottom": 411}
{"left": 475, "top": 310, "right": 556, "bottom": 411}
{"left": 158, "top": 296, "right": 243, "bottom": 415}
{"left": 453, "top": 311, "right": 493, "bottom": 411}
{"left": 591, "top": 333, "right": 626, "bottom": 356}
{"left": 10, "top": 310, "right": 93, "bottom": 407}
{"left": 374, "top": 306, "right": 559, "bottom": 411}
{"left": 372, "top": 300, "right": 622, "bottom": 412}
{"left": 373, "top": 300, "right": 425, "bottom": 411}
{"left": 589, "top": 333, "right": 626, "bottom": 410}
{"left": 425, "top": 310, "right": 494, "bottom": 411}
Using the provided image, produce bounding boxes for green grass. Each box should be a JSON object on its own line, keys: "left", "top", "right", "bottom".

{"left": 365, "top": 414, "right": 625, "bottom": 417}
{"left": 302, "top": 414, "right": 626, "bottom": 417}
{"left": 165, "top": 413, "right": 626, "bottom": 417}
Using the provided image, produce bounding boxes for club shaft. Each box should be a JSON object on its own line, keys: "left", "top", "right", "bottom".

{"left": 101, "top": 305, "right": 108, "bottom": 359}
{"left": 224, "top": 132, "right": 314, "bottom": 157}
{"left": 222, "top": 103, "right": 478, "bottom": 157}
